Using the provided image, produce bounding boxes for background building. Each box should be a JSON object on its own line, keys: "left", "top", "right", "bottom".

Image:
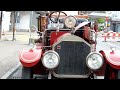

{"left": 108, "top": 11, "right": 120, "bottom": 32}
{"left": 1, "top": 11, "right": 11, "bottom": 32}
{"left": 10, "top": 11, "right": 39, "bottom": 32}
{"left": 3, "top": 11, "right": 120, "bottom": 33}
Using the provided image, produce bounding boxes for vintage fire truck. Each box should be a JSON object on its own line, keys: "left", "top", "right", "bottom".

{"left": 19, "top": 11, "right": 120, "bottom": 79}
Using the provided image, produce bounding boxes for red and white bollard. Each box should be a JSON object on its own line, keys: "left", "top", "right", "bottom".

{"left": 104, "top": 36, "right": 107, "bottom": 42}
{"left": 102, "top": 33, "right": 107, "bottom": 42}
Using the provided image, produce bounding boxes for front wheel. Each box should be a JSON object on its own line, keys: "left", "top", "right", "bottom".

{"left": 22, "top": 67, "right": 33, "bottom": 79}
{"left": 104, "top": 64, "right": 120, "bottom": 79}
{"left": 117, "top": 70, "right": 120, "bottom": 79}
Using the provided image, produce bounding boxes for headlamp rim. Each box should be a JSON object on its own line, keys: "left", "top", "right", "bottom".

{"left": 64, "top": 15, "right": 77, "bottom": 29}
{"left": 42, "top": 50, "right": 60, "bottom": 69}
{"left": 86, "top": 52, "right": 104, "bottom": 70}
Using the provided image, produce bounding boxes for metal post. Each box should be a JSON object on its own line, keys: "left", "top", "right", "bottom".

{"left": 12, "top": 11, "right": 16, "bottom": 41}
{"left": 29, "top": 11, "right": 33, "bottom": 45}
{"left": 0, "top": 11, "right": 3, "bottom": 39}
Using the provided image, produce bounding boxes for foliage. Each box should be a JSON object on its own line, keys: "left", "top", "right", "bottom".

{"left": 98, "top": 26, "right": 104, "bottom": 31}
{"left": 97, "top": 18, "right": 105, "bottom": 24}
{"left": 88, "top": 17, "right": 96, "bottom": 21}
{"left": 88, "top": 17, "right": 106, "bottom": 24}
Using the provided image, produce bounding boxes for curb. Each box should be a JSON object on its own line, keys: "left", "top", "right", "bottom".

{"left": 1, "top": 62, "right": 21, "bottom": 79}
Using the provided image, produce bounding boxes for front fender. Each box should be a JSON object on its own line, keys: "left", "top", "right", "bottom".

{"left": 19, "top": 49, "right": 43, "bottom": 67}
{"left": 100, "top": 50, "right": 120, "bottom": 69}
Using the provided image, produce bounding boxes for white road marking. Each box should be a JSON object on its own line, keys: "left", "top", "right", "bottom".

{"left": 1, "top": 62, "right": 21, "bottom": 79}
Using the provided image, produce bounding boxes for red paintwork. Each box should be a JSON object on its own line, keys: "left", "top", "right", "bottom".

{"left": 50, "top": 26, "right": 92, "bottom": 45}
{"left": 100, "top": 50, "right": 120, "bottom": 69}
{"left": 19, "top": 49, "right": 42, "bottom": 67}
{"left": 50, "top": 31, "right": 68, "bottom": 45}
{"left": 83, "top": 26, "right": 90, "bottom": 40}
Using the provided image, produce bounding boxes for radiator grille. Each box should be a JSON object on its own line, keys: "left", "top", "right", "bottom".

{"left": 54, "top": 41, "right": 91, "bottom": 75}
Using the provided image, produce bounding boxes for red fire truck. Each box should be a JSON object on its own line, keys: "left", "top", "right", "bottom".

{"left": 19, "top": 11, "right": 120, "bottom": 79}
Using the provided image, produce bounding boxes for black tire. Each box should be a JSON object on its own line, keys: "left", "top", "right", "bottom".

{"left": 104, "top": 64, "right": 120, "bottom": 79}
{"left": 117, "top": 70, "right": 120, "bottom": 79}
{"left": 22, "top": 67, "right": 33, "bottom": 79}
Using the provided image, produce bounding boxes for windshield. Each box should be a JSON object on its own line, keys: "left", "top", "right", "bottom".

{"left": 47, "top": 18, "right": 64, "bottom": 29}
{"left": 47, "top": 17, "right": 89, "bottom": 29}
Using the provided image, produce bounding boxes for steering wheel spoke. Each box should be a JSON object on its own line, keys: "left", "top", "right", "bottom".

{"left": 49, "top": 11, "right": 67, "bottom": 23}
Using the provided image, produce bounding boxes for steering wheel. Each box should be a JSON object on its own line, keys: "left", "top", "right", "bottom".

{"left": 49, "top": 11, "right": 67, "bottom": 23}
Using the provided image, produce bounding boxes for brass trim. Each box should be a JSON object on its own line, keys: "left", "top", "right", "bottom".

{"left": 52, "top": 71, "right": 90, "bottom": 78}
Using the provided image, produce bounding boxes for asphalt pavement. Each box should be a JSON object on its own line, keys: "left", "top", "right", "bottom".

{"left": 0, "top": 31, "right": 34, "bottom": 79}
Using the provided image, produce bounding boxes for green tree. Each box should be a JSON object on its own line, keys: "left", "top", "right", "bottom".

{"left": 97, "top": 18, "right": 105, "bottom": 24}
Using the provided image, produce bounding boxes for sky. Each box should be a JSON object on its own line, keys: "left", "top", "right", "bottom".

{"left": 63, "top": 11, "right": 78, "bottom": 15}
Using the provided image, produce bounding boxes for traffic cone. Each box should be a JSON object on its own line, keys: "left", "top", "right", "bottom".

{"left": 112, "top": 32, "right": 116, "bottom": 39}
{"left": 107, "top": 33, "right": 110, "bottom": 39}
{"left": 118, "top": 34, "right": 120, "bottom": 39}
{"left": 118, "top": 33, "right": 120, "bottom": 41}
{"left": 104, "top": 36, "right": 107, "bottom": 42}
